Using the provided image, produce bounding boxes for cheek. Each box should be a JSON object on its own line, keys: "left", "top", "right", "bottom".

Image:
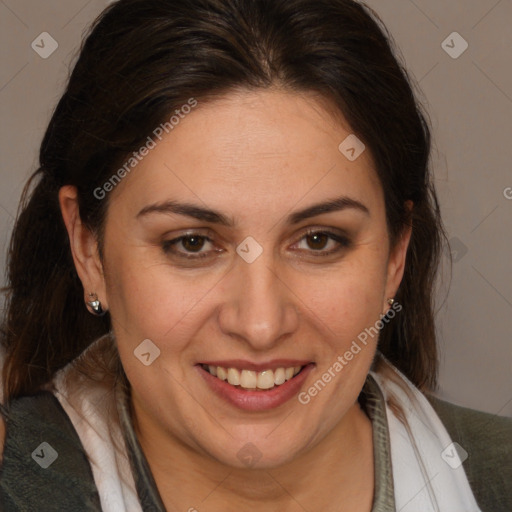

{"left": 104, "top": 244, "right": 216, "bottom": 340}
{"left": 295, "top": 252, "right": 387, "bottom": 410}
{"left": 298, "top": 248, "right": 388, "bottom": 341}
{"left": 104, "top": 252, "right": 206, "bottom": 405}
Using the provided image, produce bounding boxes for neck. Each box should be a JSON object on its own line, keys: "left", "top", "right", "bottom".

{"left": 132, "top": 400, "right": 374, "bottom": 512}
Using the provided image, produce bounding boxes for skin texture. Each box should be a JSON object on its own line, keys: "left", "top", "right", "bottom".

{"left": 59, "top": 88, "right": 411, "bottom": 511}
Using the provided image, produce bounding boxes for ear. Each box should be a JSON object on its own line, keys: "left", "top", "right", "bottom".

{"left": 59, "top": 185, "right": 108, "bottom": 310}
{"left": 383, "top": 201, "right": 413, "bottom": 311}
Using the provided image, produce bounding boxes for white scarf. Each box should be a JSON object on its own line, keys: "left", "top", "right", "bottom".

{"left": 370, "top": 362, "right": 482, "bottom": 511}
{"left": 52, "top": 356, "right": 482, "bottom": 512}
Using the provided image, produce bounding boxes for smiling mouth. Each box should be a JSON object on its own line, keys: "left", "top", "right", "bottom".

{"left": 200, "top": 364, "right": 305, "bottom": 391}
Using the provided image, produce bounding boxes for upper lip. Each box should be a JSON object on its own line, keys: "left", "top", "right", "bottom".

{"left": 198, "top": 359, "right": 313, "bottom": 372}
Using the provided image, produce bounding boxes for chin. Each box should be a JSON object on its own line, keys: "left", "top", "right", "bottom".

{"left": 200, "top": 427, "right": 310, "bottom": 470}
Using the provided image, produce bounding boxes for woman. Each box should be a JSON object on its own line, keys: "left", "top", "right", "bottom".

{"left": 0, "top": 0, "right": 510, "bottom": 510}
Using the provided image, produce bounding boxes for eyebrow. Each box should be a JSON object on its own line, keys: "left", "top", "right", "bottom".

{"left": 287, "top": 196, "right": 369, "bottom": 224}
{"left": 136, "top": 196, "right": 369, "bottom": 226}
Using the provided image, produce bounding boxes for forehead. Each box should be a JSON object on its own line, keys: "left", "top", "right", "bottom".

{"left": 109, "top": 88, "right": 382, "bottom": 216}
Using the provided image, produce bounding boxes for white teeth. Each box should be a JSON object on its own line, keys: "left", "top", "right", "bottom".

{"left": 240, "top": 370, "right": 257, "bottom": 389}
{"left": 274, "top": 367, "right": 286, "bottom": 385}
{"left": 227, "top": 368, "right": 240, "bottom": 386}
{"left": 204, "top": 364, "right": 304, "bottom": 390}
{"left": 257, "top": 370, "right": 275, "bottom": 389}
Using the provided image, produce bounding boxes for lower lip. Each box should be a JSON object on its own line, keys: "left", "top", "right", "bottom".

{"left": 196, "top": 364, "right": 315, "bottom": 411}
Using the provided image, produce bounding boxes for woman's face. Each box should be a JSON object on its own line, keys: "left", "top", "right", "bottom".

{"left": 96, "top": 89, "right": 409, "bottom": 468}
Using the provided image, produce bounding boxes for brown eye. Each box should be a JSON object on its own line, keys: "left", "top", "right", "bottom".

{"left": 162, "top": 234, "right": 217, "bottom": 259}
{"left": 181, "top": 235, "right": 206, "bottom": 252}
{"left": 293, "top": 230, "right": 351, "bottom": 256}
{"left": 305, "top": 232, "right": 330, "bottom": 251}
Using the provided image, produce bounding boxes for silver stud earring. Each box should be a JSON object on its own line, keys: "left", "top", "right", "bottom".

{"left": 86, "top": 292, "right": 106, "bottom": 316}
{"left": 387, "top": 298, "right": 395, "bottom": 306}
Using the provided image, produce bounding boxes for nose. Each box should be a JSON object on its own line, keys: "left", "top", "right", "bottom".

{"left": 217, "top": 252, "right": 300, "bottom": 351}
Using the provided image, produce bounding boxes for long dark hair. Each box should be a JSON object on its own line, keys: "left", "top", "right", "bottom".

{"left": 1, "top": 0, "right": 445, "bottom": 401}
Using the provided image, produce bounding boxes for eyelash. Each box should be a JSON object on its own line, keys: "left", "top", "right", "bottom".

{"left": 161, "top": 229, "right": 352, "bottom": 261}
{"left": 162, "top": 235, "right": 218, "bottom": 261}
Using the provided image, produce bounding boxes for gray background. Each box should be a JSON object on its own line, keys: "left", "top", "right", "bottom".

{"left": 0, "top": 0, "right": 511, "bottom": 416}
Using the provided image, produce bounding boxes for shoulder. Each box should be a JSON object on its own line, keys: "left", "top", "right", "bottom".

{"left": 427, "top": 395, "right": 512, "bottom": 458}
{"left": 0, "top": 391, "right": 102, "bottom": 511}
{"left": 427, "top": 394, "right": 512, "bottom": 512}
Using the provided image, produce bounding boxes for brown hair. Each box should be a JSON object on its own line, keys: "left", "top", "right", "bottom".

{"left": 1, "top": 0, "right": 446, "bottom": 401}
